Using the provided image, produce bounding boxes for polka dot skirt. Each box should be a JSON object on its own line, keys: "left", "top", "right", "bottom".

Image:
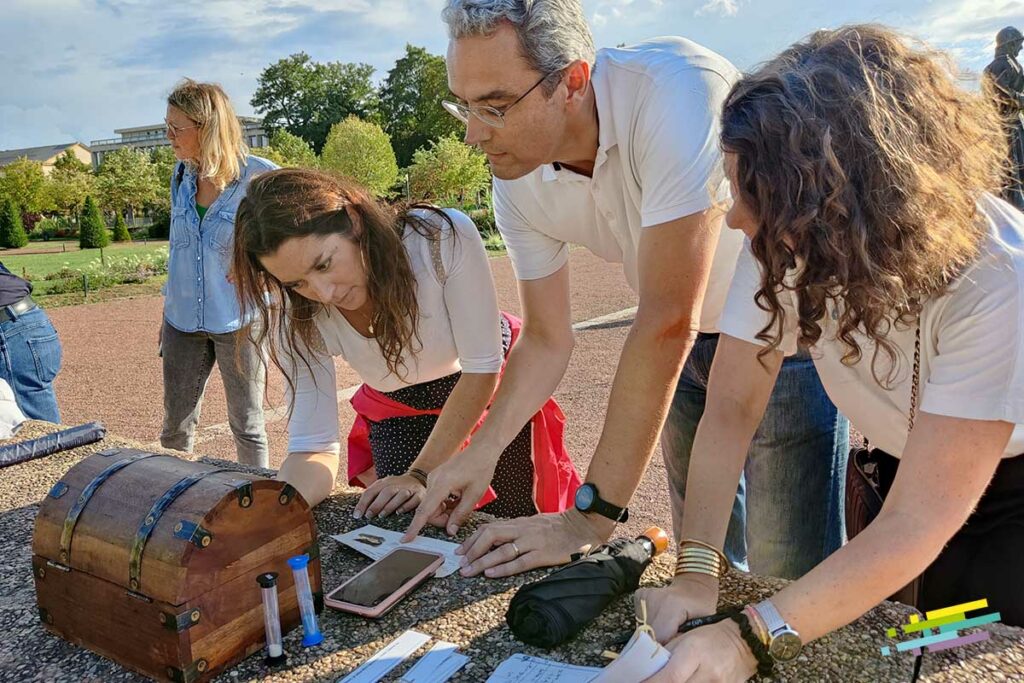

{"left": 367, "top": 316, "right": 538, "bottom": 518}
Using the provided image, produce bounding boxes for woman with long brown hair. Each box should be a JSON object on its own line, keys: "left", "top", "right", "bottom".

{"left": 232, "top": 168, "right": 580, "bottom": 521}
{"left": 638, "top": 25, "right": 1024, "bottom": 682}
{"left": 161, "top": 79, "right": 276, "bottom": 467}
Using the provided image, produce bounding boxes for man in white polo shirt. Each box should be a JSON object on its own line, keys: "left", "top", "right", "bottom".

{"left": 404, "top": 0, "right": 849, "bottom": 581}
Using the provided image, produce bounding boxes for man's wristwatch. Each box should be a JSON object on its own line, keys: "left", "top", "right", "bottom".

{"left": 752, "top": 599, "right": 802, "bottom": 662}
{"left": 573, "top": 483, "right": 629, "bottom": 523}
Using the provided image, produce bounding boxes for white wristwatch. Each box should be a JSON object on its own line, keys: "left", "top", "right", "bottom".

{"left": 753, "top": 599, "right": 803, "bottom": 662}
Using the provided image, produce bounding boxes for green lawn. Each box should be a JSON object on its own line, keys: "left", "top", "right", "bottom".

{"left": 1, "top": 240, "right": 170, "bottom": 280}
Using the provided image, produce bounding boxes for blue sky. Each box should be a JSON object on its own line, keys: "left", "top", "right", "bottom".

{"left": 0, "top": 0, "right": 1021, "bottom": 151}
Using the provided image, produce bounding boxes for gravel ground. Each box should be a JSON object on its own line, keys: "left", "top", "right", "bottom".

{"left": 2, "top": 422, "right": 1022, "bottom": 683}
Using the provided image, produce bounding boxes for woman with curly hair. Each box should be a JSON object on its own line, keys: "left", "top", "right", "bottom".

{"left": 639, "top": 25, "right": 1024, "bottom": 682}
{"left": 231, "top": 168, "right": 580, "bottom": 520}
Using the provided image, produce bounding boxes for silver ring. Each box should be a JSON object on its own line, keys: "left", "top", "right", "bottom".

{"left": 510, "top": 541, "right": 521, "bottom": 557}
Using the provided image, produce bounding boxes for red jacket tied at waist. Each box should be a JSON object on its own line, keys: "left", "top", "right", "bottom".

{"left": 347, "top": 312, "right": 581, "bottom": 513}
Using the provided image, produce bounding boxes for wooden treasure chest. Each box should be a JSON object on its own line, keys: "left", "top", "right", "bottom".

{"left": 32, "top": 447, "right": 322, "bottom": 682}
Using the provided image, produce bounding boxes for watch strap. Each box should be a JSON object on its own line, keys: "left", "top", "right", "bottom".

{"left": 753, "top": 599, "right": 787, "bottom": 634}
{"left": 590, "top": 495, "right": 629, "bottom": 523}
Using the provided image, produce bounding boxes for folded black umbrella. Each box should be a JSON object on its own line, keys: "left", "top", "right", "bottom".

{"left": 506, "top": 527, "right": 669, "bottom": 649}
{"left": 0, "top": 421, "right": 107, "bottom": 468}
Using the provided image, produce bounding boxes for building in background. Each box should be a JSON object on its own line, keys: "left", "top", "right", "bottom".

{"left": 0, "top": 142, "right": 92, "bottom": 176}
{"left": 89, "top": 117, "right": 268, "bottom": 169}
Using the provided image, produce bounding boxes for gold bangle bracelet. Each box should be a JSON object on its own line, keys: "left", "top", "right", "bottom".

{"left": 675, "top": 559, "right": 724, "bottom": 576}
{"left": 676, "top": 554, "right": 721, "bottom": 566}
{"left": 406, "top": 468, "right": 429, "bottom": 487}
{"left": 679, "top": 538, "right": 729, "bottom": 573}
{"left": 678, "top": 549, "right": 721, "bottom": 561}
{"left": 675, "top": 557, "right": 724, "bottom": 569}
{"left": 675, "top": 565, "right": 722, "bottom": 578}
{"left": 676, "top": 551, "right": 722, "bottom": 569}
{"left": 676, "top": 552, "right": 721, "bottom": 566}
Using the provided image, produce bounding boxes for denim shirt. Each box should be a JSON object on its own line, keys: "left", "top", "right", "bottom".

{"left": 164, "top": 155, "right": 277, "bottom": 334}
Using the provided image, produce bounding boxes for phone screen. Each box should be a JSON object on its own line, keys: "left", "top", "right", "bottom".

{"left": 334, "top": 549, "right": 439, "bottom": 607}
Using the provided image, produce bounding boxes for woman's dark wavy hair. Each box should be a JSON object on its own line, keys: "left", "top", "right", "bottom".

{"left": 720, "top": 24, "right": 1007, "bottom": 385}
{"left": 233, "top": 168, "right": 452, "bottom": 398}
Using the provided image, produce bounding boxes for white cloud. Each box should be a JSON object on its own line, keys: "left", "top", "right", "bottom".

{"left": 0, "top": 0, "right": 450, "bottom": 151}
{"left": 1, "top": 0, "right": 1020, "bottom": 152}
{"left": 696, "top": 0, "right": 740, "bottom": 18}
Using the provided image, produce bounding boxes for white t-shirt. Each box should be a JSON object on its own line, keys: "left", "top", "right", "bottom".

{"left": 719, "top": 194, "right": 1024, "bottom": 458}
{"left": 286, "top": 208, "right": 502, "bottom": 455}
{"left": 492, "top": 37, "right": 746, "bottom": 332}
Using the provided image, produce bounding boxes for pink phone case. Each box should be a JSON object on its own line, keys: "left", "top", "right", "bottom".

{"left": 325, "top": 549, "right": 444, "bottom": 618}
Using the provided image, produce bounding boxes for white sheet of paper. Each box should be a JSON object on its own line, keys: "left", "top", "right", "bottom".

{"left": 331, "top": 525, "right": 463, "bottom": 577}
{"left": 400, "top": 641, "right": 468, "bottom": 683}
{"left": 337, "top": 630, "right": 431, "bottom": 683}
{"left": 484, "top": 654, "right": 601, "bottom": 683}
{"left": 590, "top": 628, "right": 670, "bottom": 682}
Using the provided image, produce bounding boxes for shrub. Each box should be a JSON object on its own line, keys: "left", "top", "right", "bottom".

{"left": 39, "top": 247, "right": 170, "bottom": 294}
{"left": 148, "top": 205, "right": 170, "bottom": 239}
{"left": 113, "top": 213, "right": 131, "bottom": 242}
{"left": 79, "top": 196, "right": 110, "bottom": 249}
{"left": 32, "top": 217, "right": 61, "bottom": 241}
{"left": 0, "top": 199, "right": 29, "bottom": 248}
{"left": 320, "top": 116, "right": 399, "bottom": 197}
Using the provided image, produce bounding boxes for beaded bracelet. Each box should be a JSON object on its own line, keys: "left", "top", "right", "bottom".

{"left": 725, "top": 607, "right": 775, "bottom": 678}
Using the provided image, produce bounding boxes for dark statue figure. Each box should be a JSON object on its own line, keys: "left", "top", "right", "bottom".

{"left": 985, "top": 26, "right": 1024, "bottom": 210}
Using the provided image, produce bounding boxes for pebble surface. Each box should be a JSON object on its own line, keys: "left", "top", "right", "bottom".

{"left": 1, "top": 422, "right": 1021, "bottom": 682}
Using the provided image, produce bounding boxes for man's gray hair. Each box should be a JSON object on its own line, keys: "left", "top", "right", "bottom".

{"left": 442, "top": 0, "right": 596, "bottom": 78}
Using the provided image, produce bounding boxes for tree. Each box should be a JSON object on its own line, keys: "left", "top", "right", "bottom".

{"left": 95, "top": 148, "right": 160, "bottom": 220}
{"left": 249, "top": 146, "right": 287, "bottom": 166}
{"left": 270, "top": 129, "right": 319, "bottom": 167}
{"left": 79, "top": 195, "right": 110, "bottom": 249}
{"left": 53, "top": 148, "right": 92, "bottom": 174}
{"left": 47, "top": 166, "right": 95, "bottom": 221}
{"left": 113, "top": 213, "right": 131, "bottom": 242}
{"left": 0, "top": 199, "right": 29, "bottom": 248}
{"left": 150, "top": 146, "right": 178, "bottom": 197}
{"left": 251, "top": 53, "right": 377, "bottom": 153}
{"left": 378, "top": 45, "right": 464, "bottom": 167}
{"left": 320, "top": 117, "right": 399, "bottom": 197}
{"left": 0, "top": 157, "right": 51, "bottom": 213}
{"left": 408, "top": 135, "right": 492, "bottom": 205}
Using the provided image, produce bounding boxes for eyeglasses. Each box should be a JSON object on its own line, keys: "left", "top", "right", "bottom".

{"left": 442, "top": 72, "right": 556, "bottom": 129}
{"left": 164, "top": 119, "right": 199, "bottom": 137}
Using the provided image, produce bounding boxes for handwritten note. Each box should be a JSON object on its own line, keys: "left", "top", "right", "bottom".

{"left": 331, "top": 525, "right": 463, "bottom": 577}
{"left": 484, "top": 654, "right": 601, "bottom": 682}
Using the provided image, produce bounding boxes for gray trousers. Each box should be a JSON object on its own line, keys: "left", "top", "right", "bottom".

{"left": 159, "top": 320, "right": 269, "bottom": 467}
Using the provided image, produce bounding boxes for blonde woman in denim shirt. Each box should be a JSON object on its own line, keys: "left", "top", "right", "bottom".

{"left": 160, "top": 79, "right": 277, "bottom": 467}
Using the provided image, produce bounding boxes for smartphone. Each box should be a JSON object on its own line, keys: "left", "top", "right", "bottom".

{"left": 325, "top": 548, "right": 444, "bottom": 618}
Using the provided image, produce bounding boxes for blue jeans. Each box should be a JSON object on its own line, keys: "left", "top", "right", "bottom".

{"left": 661, "top": 333, "right": 848, "bottom": 579}
{"left": 0, "top": 306, "right": 62, "bottom": 423}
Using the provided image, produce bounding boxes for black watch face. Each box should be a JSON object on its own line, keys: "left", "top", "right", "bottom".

{"left": 575, "top": 484, "right": 595, "bottom": 510}
{"left": 770, "top": 632, "right": 802, "bottom": 662}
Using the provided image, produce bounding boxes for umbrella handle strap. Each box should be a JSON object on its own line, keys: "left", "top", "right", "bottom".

{"left": 635, "top": 598, "right": 657, "bottom": 640}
